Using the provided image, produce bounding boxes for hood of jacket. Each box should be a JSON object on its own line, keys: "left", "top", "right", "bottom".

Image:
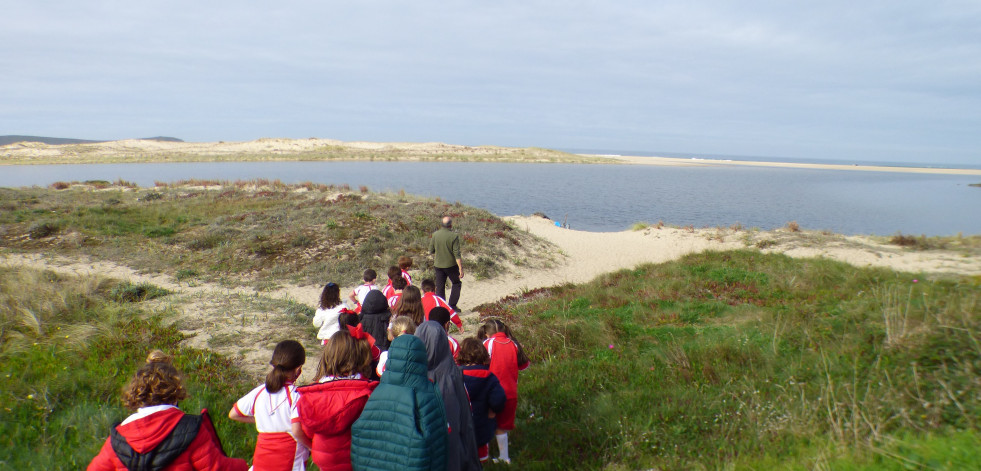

{"left": 360, "top": 290, "right": 390, "bottom": 317}
{"left": 297, "top": 379, "right": 377, "bottom": 435}
{"left": 114, "top": 407, "right": 185, "bottom": 454}
{"left": 380, "top": 334, "right": 431, "bottom": 389}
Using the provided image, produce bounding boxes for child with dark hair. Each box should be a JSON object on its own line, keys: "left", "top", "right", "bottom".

{"left": 481, "top": 319, "right": 530, "bottom": 465}
{"left": 457, "top": 338, "right": 507, "bottom": 464}
{"left": 397, "top": 255, "right": 414, "bottom": 285}
{"left": 230, "top": 340, "right": 310, "bottom": 470}
{"left": 88, "top": 351, "right": 248, "bottom": 471}
{"left": 393, "top": 285, "right": 426, "bottom": 326}
{"left": 338, "top": 310, "right": 382, "bottom": 364}
{"left": 420, "top": 278, "right": 463, "bottom": 333}
{"left": 349, "top": 269, "right": 378, "bottom": 313}
{"left": 314, "top": 282, "right": 345, "bottom": 345}
{"left": 296, "top": 330, "right": 379, "bottom": 470}
{"left": 427, "top": 307, "right": 460, "bottom": 359}
{"left": 387, "top": 275, "right": 407, "bottom": 308}
{"left": 381, "top": 266, "right": 401, "bottom": 299}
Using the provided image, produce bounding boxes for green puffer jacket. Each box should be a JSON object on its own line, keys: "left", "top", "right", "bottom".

{"left": 351, "top": 334, "right": 448, "bottom": 471}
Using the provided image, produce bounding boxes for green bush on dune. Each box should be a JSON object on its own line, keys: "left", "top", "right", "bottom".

{"left": 480, "top": 250, "right": 980, "bottom": 470}
{"left": 0, "top": 180, "right": 554, "bottom": 289}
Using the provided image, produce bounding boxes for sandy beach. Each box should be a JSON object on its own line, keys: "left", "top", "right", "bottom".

{"left": 586, "top": 153, "right": 981, "bottom": 176}
{"left": 3, "top": 138, "right": 979, "bottom": 176}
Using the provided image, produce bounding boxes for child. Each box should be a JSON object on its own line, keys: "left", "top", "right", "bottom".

{"left": 427, "top": 307, "right": 460, "bottom": 359}
{"left": 349, "top": 269, "right": 378, "bottom": 313}
{"left": 420, "top": 278, "right": 463, "bottom": 333}
{"left": 314, "top": 282, "right": 346, "bottom": 345}
{"left": 457, "top": 338, "right": 507, "bottom": 464}
{"left": 392, "top": 285, "right": 425, "bottom": 326}
{"left": 358, "top": 290, "right": 392, "bottom": 352}
{"left": 338, "top": 311, "right": 382, "bottom": 364}
{"left": 296, "top": 329, "right": 379, "bottom": 470}
{"left": 481, "top": 319, "right": 530, "bottom": 465}
{"left": 381, "top": 266, "right": 400, "bottom": 299}
{"left": 351, "top": 334, "right": 447, "bottom": 470}
{"left": 88, "top": 351, "right": 248, "bottom": 471}
{"left": 376, "top": 315, "right": 417, "bottom": 377}
{"left": 387, "top": 275, "right": 407, "bottom": 308}
{"left": 397, "top": 255, "right": 414, "bottom": 285}
{"left": 416, "top": 321, "right": 482, "bottom": 471}
{"left": 230, "top": 340, "right": 310, "bottom": 471}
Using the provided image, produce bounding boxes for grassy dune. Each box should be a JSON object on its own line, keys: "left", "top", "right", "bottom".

{"left": 3, "top": 184, "right": 979, "bottom": 469}
{"left": 0, "top": 180, "right": 557, "bottom": 289}
{"left": 477, "top": 250, "right": 980, "bottom": 469}
{"left": 0, "top": 267, "right": 256, "bottom": 468}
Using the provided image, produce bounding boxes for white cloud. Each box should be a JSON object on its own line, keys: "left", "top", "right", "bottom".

{"left": 1, "top": 1, "right": 979, "bottom": 163}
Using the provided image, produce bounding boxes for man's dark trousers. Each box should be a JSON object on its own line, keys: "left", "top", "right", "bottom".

{"left": 435, "top": 265, "right": 462, "bottom": 311}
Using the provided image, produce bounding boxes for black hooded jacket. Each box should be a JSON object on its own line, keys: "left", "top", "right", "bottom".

{"left": 358, "top": 290, "right": 392, "bottom": 351}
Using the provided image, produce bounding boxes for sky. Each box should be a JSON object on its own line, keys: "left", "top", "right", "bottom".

{"left": 2, "top": 1, "right": 980, "bottom": 165}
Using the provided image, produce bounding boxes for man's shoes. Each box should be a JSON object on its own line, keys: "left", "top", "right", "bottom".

{"left": 492, "top": 458, "right": 511, "bottom": 465}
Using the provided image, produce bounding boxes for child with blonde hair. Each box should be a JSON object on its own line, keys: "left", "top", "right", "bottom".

{"left": 230, "top": 340, "right": 310, "bottom": 470}
{"left": 375, "top": 315, "right": 417, "bottom": 377}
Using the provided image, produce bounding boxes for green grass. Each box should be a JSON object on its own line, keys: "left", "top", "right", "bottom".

{"left": 0, "top": 181, "right": 556, "bottom": 289}
{"left": 0, "top": 266, "right": 258, "bottom": 469}
{"left": 476, "top": 250, "right": 981, "bottom": 470}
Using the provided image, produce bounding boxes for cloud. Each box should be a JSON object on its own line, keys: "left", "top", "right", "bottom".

{"left": 1, "top": 1, "right": 979, "bottom": 163}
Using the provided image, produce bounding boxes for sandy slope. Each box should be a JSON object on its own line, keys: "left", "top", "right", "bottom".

{"left": 2, "top": 215, "right": 977, "bottom": 379}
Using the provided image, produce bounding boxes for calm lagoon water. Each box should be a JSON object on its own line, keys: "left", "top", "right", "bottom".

{"left": 1, "top": 161, "right": 978, "bottom": 236}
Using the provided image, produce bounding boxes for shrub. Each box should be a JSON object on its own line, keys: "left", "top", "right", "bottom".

{"left": 28, "top": 221, "right": 60, "bottom": 239}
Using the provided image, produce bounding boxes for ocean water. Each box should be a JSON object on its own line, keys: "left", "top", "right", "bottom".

{"left": 1, "top": 161, "right": 978, "bottom": 235}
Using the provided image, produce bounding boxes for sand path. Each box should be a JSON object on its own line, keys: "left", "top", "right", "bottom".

{"left": 3, "top": 215, "right": 978, "bottom": 379}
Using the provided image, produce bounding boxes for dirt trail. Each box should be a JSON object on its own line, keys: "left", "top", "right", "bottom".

{"left": 3, "top": 217, "right": 978, "bottom": 380}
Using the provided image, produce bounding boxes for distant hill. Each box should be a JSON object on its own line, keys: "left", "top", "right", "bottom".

{"left": 0, "top": 135, "right": 183, "bottom": 146}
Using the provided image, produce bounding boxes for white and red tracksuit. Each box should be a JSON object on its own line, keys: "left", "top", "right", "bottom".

{"left": 421, "top": 292, "right": 462, "bottom": 331}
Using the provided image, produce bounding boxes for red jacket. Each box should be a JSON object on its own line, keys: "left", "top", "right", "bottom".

{"left": 421, "top": 292, "right": 462, "bottom": 330}
{"left": 483, "top": 333, "right": 530, "bottom": 399}
{"left": 88, "top": 407, "right": 247, "bottom": 471}
{"left": 296, "top": 379, "right": 378, "bottom": 471}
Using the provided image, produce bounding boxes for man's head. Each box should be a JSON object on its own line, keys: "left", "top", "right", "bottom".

{"left": 441, "top": 216, "right": 452, "bottom": 228}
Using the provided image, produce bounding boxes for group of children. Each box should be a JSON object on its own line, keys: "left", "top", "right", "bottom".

{"left": 228, "top": 320, "right": 526, "bottom": 470}
{"left": 88, "top": 254, "right": 530, "bottom": 470}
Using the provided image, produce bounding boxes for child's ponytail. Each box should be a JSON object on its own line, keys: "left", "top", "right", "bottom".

{"left": 265, "top": 340, "right": 306, "bottom": 393}
{"left": 482, "top": 319, "right": 530, "bottom": 365}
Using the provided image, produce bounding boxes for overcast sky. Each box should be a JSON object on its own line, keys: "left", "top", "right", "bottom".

{"left": 2, "top": 1, "right": 980, "bottom": 164}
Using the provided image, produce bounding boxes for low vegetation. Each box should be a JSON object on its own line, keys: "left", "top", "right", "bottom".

{"left": 477, "top": 250, "right": 980, "bottom": 469}
{"left": 0, "top": 180, "right": 556, "bottom": 289}
{"left": 0, "top": 266, "right": 256, "bottom": 468}
{"left": 887, "top": 232, "right": 981, "bottom": 252}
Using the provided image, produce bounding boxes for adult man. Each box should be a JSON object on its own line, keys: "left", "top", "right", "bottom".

{"left": 429, "top": 216, "right": 463, "bottom": 312}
